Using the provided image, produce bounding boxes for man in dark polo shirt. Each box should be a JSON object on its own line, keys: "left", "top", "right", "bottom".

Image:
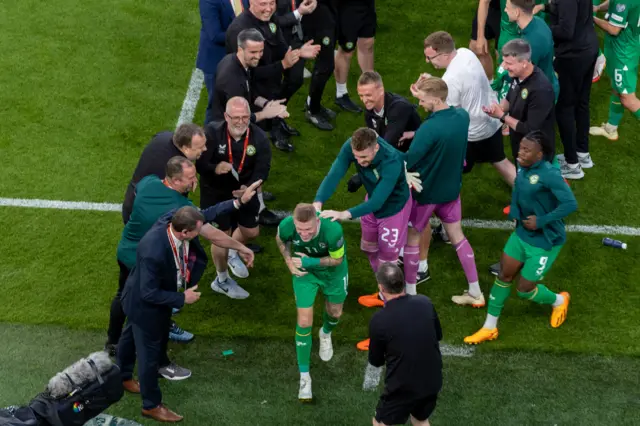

{"left": 364, "top": 263, "right": 442, "bottom": 426}
{"left": 483, "top": 38, "right": 556, "bottom": 164}
{"left": 213, "top": 29, "right": 289, "bottom": 123}
{"left": 226, "top": 0, "right": 320, "bottom": 152}
{"left": 347, "top": 71, "right": 421, "bottom": 193}
{"left": 196, "top": 97, "right": 271, "bottom": 299}
{"left": 357, "top": 71, "right": 421, "bottom": 152}
{"left": 122, "top": 123, "right": 207, "bottom": 225}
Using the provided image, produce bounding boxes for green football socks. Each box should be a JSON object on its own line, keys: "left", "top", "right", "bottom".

{"left": 517, "top": 284, "right": 557, "bottom": 305}
{"left": 608, "top": 94, "right": 624, "bottom": 126}
{"left": 487, "top": 279, "right": 512, "bottom": 318}
{"left": 633, "top": 107, "right": 640, "bottom": 120}
{"left": 322, "top": 312, "right": 339, "bottom": 334}
{"left": 296, "top": 325, "right": 312, "bottom": 373}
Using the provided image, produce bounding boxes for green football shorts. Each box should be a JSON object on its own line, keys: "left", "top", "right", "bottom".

{"left": 293, "top": 271, "right": 348, "bottom": 308}
{"left": 503, "top": 232, "right": 562, "bottom": 282}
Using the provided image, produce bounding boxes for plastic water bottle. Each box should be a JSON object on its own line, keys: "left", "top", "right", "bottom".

{"left": 602, "top": 238, "right": 627, "bottom": 249}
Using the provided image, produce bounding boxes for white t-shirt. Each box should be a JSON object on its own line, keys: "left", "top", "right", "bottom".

{"left": 442, "top": 48, "right": 501, "bottom": 142}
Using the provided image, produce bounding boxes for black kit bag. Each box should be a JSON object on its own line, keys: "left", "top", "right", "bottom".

{"left": 29, "top": 359, "right": 124, "bottom": 426}
{"left": 0, "top": 406, "right": 39, "bottom": 426}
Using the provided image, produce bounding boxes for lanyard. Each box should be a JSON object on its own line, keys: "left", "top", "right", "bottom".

{"left": 291, "top": 0, "right": 296, "bottom": 11}
{"left": 227, "top": 128, "right": 251, "bottom": 174}
{"left": 167, "top": 226, "right": 190, "bottom": 288}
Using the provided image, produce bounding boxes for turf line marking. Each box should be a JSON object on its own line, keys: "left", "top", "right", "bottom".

{"left": 441, "top": 344, "right": 474, "bottom": 357}
{"left": 2, "top": 198, "right": 639, "bottom": 237}
{"left": 175, "top": 68, "right": 204, "bottom": 128}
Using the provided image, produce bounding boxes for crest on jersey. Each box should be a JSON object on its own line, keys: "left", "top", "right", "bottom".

{"left": 346, "top": 42, "right": 354, "bottom": 50}
{"left": 218, "top": 144, "right": 226, "bottom": 155}
{"left": 247, "top": 145, "right": 256, "bottom": 156}
{"left": 319, "top": 242, "right": 327, "bottom": 249}
{"left": 322, "top": 37, "right": 330, "bottom": 46}
{"left": 269, "top": 23, "right": 277, "bottom": 33}
{"left": 521, "top": 88, "right": 529, "bottom": 100}
{"left": 616, "top": 4, "right": 626, "bottom": 12}
{"left": 529, "top": 174, "right": 539, "bottom": 185}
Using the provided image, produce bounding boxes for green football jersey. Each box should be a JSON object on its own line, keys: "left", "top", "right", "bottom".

{"left": 605, "top": 0, "right": 640, "bottom": 59}
{"left": 277, "top": 214, "right": 348, "bottom": 276}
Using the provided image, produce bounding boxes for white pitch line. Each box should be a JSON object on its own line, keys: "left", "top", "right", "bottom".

{"left": 441, "top": 343, "right": 474, "bottom": 358}
{"left": 0, "top": 198, "right": 121, "bottom": 212}
{"left": 175, "top": 68, "right": 204, "bottom": 128}
{"left": 1, "top": 198, "right": 639, "bottom": 237}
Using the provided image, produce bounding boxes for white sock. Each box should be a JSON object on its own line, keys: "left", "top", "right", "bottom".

{"left": 552, "top": 293, "right": 565, "bottom": 308}
{"left": 257, "top": 191, "right": 266, "bottom": 213}
{"left": 468, "top": 281, "right": 481, "bottom": 298}
{"left": 418, "top": 259, "right": 428, "bottom": 273}
{"left": 577, "top": 152, "right": 589, "bottom": 158}
{"left": 217, "top": 270, "right": 229, "bottom": 281}
{"left": 405, "top": 283, "right": 417, "bottom": 295}
{"left": 483, "top": 314, "right": 498, "bottom": 329}
{"left": 399, "top": 246, "right": 405, "bottom": 257}
{"left": 228, "top": 249, "right": 238, "bottom": 258}
{"left": 336, "top": 83, "right": 348, "bottom": 98}
{"left": 300, "top": 372, "right": 311, "bottom": 380}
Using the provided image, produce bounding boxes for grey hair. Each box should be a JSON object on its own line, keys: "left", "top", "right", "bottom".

{"left": 501, "top": 38, "right": 532, "bottom": 62}
{"left": 225, "top": 96, "right": 250, "bottom": 115}
{"left": 238, "top": 28, "right": 265, "bottom": 49}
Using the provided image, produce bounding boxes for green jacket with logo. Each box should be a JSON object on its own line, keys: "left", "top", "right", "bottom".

{"left": 509, "top": 160, "right": 577, "bottom": 250}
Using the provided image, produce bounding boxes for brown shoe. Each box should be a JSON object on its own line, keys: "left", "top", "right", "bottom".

{"left": 122, "top": 379, "right": 140, "bottom": 394}
{"left": 142, "top": 404, "right": 183, "bottom": 423}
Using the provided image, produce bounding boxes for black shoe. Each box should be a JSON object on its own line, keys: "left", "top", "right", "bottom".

{"left": 397, "top": 256, "right": 404, "bottom": 267}
{"left": 280, "top": 119, "right": 300, "bottom": 136}
{"left": 271, "top": 127, "right": 294, "bottom": 152}
{"left": 319, "top": 105, "right": 337, "bottom": 120}
{"left": 489, "top": 262, "right": 500, "bottom": 276}
{"left": 417, "top": 269, "right": 431, "bottom": 284}
{"left": 259, "top": 209, "right": 282, "bottom": 227}
{"left": 335, "top": 94, "right": 362, "bottom": 113}
{"left": 246, "top": 243, "right": 263, "bottom": 254}
{"left": 262, "top": 191, "right": 275, "bottom": 202}
{"left": 305, "top": 108, "right": 334, "bottom": 131}
{"left": 104, "top": 342, "right": 117, "bottom": 358}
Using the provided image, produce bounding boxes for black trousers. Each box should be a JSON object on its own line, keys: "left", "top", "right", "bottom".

{"left": 555, "top": 52, "right": 597, "bottom": 164}
{"left": 303, "top": 2, "right": 337, "bottom": 113}
{"left": 108, "top": 261, "right": 171, "bottom": 367}
{"left": 280, "top": 38, "right": 306, "bottom": 104}
{"left": 117, "top": 320, "right": 170, "bottom": 410}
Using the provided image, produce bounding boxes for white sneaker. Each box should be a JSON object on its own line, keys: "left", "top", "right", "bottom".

{"left": 561, "top": 163, "right": 585, "bottom": 180}
{"left": 577, "top": 153, "right": 594, "bottom": 169}
{"left": 589, "top": 123, "right": 618, "bottom": 141}
{"left": 211, "top": 277, "right": 250, "bottom": 299}
{"left": 228, "top": 253, "right": 249, "bottom": 278}
{"left": 319, "top": 329, "right": 333, "bottom": 362}
{"left": 557, "top": 153, "right": 594, "bottom": 169}
{"left": 451, "top": 291, "right": 486, "bottom": 308}
{"left": 298, "top": 376, "right": 312, "bottom": 402}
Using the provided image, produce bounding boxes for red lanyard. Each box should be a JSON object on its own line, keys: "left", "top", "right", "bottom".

{"left": 291, "top": 0, "right": 296, "bottom": 11}
{"left": 167, "top": 226, "right": 190, "bottom": 287}
{"left": 227, "top": 128, "right": 251, "bottom": 174}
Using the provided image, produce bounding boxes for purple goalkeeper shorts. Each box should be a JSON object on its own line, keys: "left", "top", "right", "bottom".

{"left": 360, "top": 194, "right": 412, "bottom": 262}
{"left": 409, "top": 196, "right": 462, "bottom": 232}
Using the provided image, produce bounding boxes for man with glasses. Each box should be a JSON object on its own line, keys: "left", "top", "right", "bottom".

{"left": 197, "top": 97, "right": 272, "bottom": 299}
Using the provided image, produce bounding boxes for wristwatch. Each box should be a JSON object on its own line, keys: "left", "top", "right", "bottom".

{"left": 500, "top": 112, "right": 509, "bottom": 123}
